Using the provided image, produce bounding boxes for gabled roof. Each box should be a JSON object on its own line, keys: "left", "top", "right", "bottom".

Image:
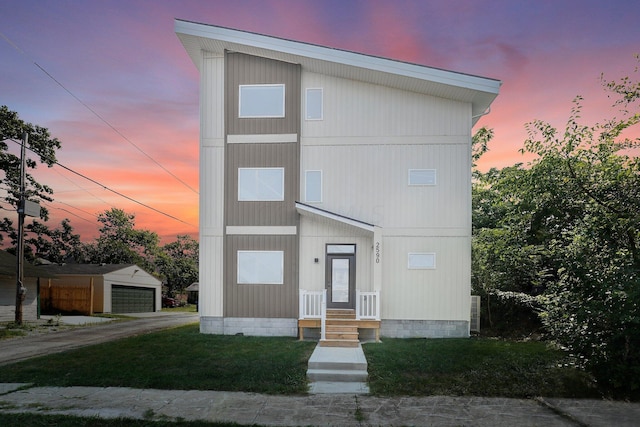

{"left": 36, "top": 263, "right": 138, "bottom": 276}
{"left": 296, "top": 202, "right": 375, "bottom": 234}
{"left": 0, "top": 250, "right": 55, "bottom": 278}
{"left": 175, "top": 19, "right": 501, "bottom": 124}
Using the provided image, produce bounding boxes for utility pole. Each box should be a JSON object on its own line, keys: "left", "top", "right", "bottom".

{"left": 15, "top": 132, "right": 27, "bottom": 325}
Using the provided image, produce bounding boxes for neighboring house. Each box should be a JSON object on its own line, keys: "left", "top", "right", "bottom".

{"left": 175, "top": 20, "right": 500, "bottom": 341}
{"left": 0, "top": 250, "right": 47, "bottom": 322}
{"left": 37, "top": 264, "right": 162, "bottom": 314}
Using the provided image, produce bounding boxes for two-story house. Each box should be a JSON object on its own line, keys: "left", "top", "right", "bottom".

{"left": 175, "top": 20, "right": 500, "bottom": 343}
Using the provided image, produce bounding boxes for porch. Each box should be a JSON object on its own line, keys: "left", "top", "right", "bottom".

{"left": 298, "top": 289, "right": 381, "bottom": 347}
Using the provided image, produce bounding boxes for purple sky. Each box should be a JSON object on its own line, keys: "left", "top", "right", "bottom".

{"left": 1, "top": 0, "right": 639, "bottom": 242}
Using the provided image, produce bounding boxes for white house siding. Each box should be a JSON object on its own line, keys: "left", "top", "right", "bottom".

{"left": 380, "top": 235, "right": 470, "bottom": 321}
{"left": 199, "top": 53, "right": 225, "bottom": 331}
{"left": 300, "top": 70, "right": 472, "bottom": 335}
{"left": 298, "top": 218, "right": 374, "bottom": 293}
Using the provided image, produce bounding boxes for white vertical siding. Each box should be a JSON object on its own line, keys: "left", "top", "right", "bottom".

{"left": 300, "top": 70, "right": 472, "bottom": 323}
{"left": 301, "top": 143, "right": 470, "bottom": 230}
{"left": 299, "top": 217, "right": 373, "bottom": 293}
{"left": 381, "top": 236, "right": 471, "bottom": 321}
{"left": 301, "top": 72, "right": 470, "bottom": 138}
{"left": 199, "top": 53, "right": 225, "bottom": 317}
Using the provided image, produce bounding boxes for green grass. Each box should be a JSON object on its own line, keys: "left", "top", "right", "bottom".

{"left": 0, "top": 324, "right": 602, "bottom": 399}
{"left": 363, "top": 337, "right": 600, "bottom": 398}
{"left": 0, "top": 413, "right": 261, "bottom": 427}
{"left": 0, "top": 324, "right": 316, "bottom": 395}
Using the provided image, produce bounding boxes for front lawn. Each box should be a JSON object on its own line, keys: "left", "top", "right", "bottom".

{"left": 364, "top": 337, "right": 600, "bottom": 398}
{"left": 0, "top": 324, "right": 601, "bottom": 398}
{"left": 0, "top": 324, "right": 316, "bottom": 395}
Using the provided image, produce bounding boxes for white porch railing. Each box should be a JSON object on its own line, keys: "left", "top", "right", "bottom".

{"left": 300, "top": 289, "right": 380, "bottom": 321}
{"left": 356, "top": 290, "right": 380, "bottom": 320}
{"left": 299, "top": 290, "right": 324, "bottom": 319}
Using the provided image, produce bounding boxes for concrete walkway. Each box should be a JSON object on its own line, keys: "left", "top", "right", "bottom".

{"left": 1, "top": 383, "right": 640, "bottom": 426}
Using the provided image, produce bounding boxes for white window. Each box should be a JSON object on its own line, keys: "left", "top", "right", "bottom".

{"left": 237, "top": 251, "right": 284, "bottom": 284}
{"left": 408, "top": 169, "right": 437, "bottom": 186}
{"left": 305, "top": 170, "right": 322, "bottom": 202}
{"left": 239, "top": 84, "right": 285, "bottom": 118}
{"left": 238, "top": 168, "right": 284, "bottom": 201}
{"left": 327, "top": 244, "right": 356, "bottom": 254}
{"left": 408, "top": 253, "right": 436, "bottom": 269}
{"left": 305, "top": 88, "right": 323, "bottom": 120}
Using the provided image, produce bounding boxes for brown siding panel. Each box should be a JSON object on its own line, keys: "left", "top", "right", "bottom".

{"left": 224, "top": 235, "right": 298, "bottom": 318}
{"left": 222, "top": 52, "right": 301, "bottom": 319}
{"left": 225, "top": 143, "right": 299, "bottom": 226}
{"left": 226, "top": 52, "right": 300, "bottom": 135}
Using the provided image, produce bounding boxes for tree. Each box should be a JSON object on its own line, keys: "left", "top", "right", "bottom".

{"left": 156, "top": 234, "right": 198, "bottom": 298}
{"left": 82, "top": 208, "right": 160, "bottom": 273}
{"left": 0, "top": 106, "right": 62, "bottom": 246}
{"left": 472, "top": 60, "right": 640, "bottom": 397}
{"left": 25, "top": 218, "right": 82, "bottom": 264}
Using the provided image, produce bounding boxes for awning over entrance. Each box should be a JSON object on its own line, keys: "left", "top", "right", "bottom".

{"left": 295, "top": 202, "right": 376, "bottom": 234}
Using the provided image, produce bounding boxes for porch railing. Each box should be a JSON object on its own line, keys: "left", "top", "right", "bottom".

{"left": 300, "top": 289, "right": 380, "bottom": 321}
{"left": 356, "top": 290, "right": 380, "bottom": 320}
{"left": 299, "top": 290, "right": 324, "bottom": 319}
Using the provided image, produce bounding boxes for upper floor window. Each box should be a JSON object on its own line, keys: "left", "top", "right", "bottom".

{"left": 238, "top": 168, "right": 284, "bottom": 201}
{"left": 239, "top": 84, "right": 285, "bottom": 118}
{"left": 408, "top": 169, "right": 437, "bottom": 186}
{"left": 305, "top": 170, "right": 322, "bottom": 202}
{"left": 305, "top": 88, "right": 323, "bottom": 120}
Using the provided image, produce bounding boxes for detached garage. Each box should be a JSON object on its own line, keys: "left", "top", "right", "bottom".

{"left": 38, "top": 264, "right": 162, "bottom": 314}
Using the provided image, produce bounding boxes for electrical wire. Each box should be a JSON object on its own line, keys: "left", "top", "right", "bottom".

{"left": 0, "top": 30, "right": 199, "bottom": 196}
{"left": 6, "top": 138, "right": 196, "bottom": 227}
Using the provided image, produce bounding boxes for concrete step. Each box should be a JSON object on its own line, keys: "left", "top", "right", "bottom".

{"left": 307, "top": 368, "right": 368, "bottom": 382}
{"left": 308, "top": 358, "right": 367, "bottom": 371}
{"left": 308, "top": 381, "right": 370, "bottom": 394}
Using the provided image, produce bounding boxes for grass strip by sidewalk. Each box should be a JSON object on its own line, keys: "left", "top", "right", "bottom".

{"left": 0, "top": 413, "right": 259, "bottom": 427}
{"left": 0, "top": 324, "right": 600, "bottom": 398}
{"left": 364, "top": 337, "right": 600, "bottom": 398}
{"left": 0, "top": 324, "right": 316, "bottom": 395}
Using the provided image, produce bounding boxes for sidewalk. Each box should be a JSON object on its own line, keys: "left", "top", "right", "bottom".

{"left": 2, "top": 383, "right": 640, "bottom": 426}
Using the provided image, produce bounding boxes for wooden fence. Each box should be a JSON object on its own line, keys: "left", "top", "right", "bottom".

{"left": 40, "top": 279, "right": 94, "bottom": 316}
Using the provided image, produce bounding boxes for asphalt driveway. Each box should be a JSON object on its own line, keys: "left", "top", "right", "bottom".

{"left": 0, "top": 311, "right": 198, "bottom": 366}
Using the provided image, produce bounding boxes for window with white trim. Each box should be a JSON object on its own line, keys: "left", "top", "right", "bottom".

{"left": 305, "top": 88, "right": 323, "bottom": 120}
{"left": 305, "top": 170, "right": 322, "bottom": 202}
{"left": 238, "top": 168, "right": 284, "bottom": 201}
{"left": 408, "top": 253, "right": 436, "bottom": 269}
{"left": 237, "top": 251, "right": 284, "bottom": 284}
{"left": 239, "top": 84, "right": 285, "bottom": 118}
{"left": 408, "top": 169, "right": 437, "bottom": 186}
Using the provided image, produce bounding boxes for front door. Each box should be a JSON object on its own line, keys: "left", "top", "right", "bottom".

{"left": 326, "top": 245, "right": 356, "bottom": 309}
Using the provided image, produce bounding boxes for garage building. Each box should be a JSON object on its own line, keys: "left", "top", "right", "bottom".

{"left": 38, "top": 264, "right": 162, "bottom": 314}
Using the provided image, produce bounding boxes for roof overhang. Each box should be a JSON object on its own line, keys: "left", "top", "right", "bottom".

{"left": 175, "top": 19, "right": 501, "bottom": 124}
{"left": 296, "top": 202, "right": 375, "bottom": 234}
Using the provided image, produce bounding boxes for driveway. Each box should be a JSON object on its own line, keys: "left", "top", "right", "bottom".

{"left": 0, "top": 312, "right": 198, "bottom": 366}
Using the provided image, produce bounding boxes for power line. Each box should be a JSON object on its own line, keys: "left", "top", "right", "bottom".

{"left": 0, "top": 30, "right": 199, "bottom": 196}
{"left": 7, "top": 138, "right": 196, "bottom": 228}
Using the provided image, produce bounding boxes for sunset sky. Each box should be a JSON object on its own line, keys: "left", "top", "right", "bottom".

{"left": 1, "top": 0, "right": 639, "bottom": 243}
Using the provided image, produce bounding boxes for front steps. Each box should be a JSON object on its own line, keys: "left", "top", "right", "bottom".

{"left": 320, "top": 309, "right": 359, "bottom": 348}
{"left": 306, "top": 344, "right": 369, "bottom": 394}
